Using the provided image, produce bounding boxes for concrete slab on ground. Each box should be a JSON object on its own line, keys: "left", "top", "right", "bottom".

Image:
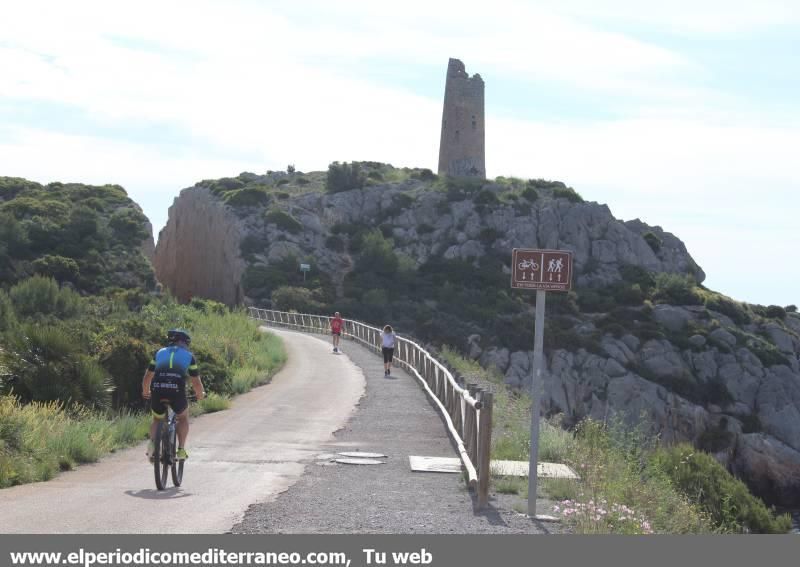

{"left": 409, "top": 456, "right": 578, "bottom": 479}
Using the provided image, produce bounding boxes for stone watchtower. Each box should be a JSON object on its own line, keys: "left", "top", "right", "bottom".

{"left": 437, "top": 58, "right": 485, "bottom": 178}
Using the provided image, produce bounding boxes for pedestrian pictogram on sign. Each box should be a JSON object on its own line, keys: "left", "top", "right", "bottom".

{"left": 511, "top": 249, "right": 573, "bottom": 292}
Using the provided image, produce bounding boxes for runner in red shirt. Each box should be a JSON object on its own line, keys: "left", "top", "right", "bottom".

{"left": 330, "top": 312, "right": 344, "bottom": 353}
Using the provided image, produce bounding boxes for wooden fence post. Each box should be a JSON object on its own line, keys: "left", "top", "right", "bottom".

{"left": 477, "top": 390, "right": 493, "bottom": 509}
{"left": 467, "top": 384, "right": 479, "bottom": 466}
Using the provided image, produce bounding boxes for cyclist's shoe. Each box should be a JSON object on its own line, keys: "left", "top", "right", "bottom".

{"left": 176, "top": 447, "right": 189, "bottom": 461}
{"left": 146, "top": 440, "right": 155, "bottom": 463}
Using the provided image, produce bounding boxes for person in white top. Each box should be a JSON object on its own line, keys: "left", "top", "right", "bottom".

{"left": 381, "top": 324, "right": 397, "bottom": 376}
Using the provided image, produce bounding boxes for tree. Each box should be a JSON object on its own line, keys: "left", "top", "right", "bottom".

{"left": 325, "top": 162, "right": 366, "bottom": 193}
{"left": 32, "top": 255, "right": 80, "bottom": 283}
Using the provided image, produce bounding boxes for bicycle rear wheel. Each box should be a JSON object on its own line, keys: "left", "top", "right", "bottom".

{"left": 170, "top": 424, "right": 184, "bottom": 487}
{"left": 153, "top": 420, "right": 169, "bottom": 490}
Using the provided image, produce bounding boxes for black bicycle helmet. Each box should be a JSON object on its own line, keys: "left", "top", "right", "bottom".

{"left": 167, "top": 328, "right": 191, "bottom": 345}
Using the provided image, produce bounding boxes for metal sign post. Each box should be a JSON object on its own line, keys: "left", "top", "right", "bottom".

{"left": 299, "top": 263, "right": 310, "bottom": 282}
{"left": 510, "top": 248, "right": 573, "bottom": 519}
{"left": 528, "top": 288, "right": 546, "bottom": 517}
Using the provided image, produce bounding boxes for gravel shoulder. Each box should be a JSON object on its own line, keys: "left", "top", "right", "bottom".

{"left": 233, "top": 331, "right": 565, "bottom": 534}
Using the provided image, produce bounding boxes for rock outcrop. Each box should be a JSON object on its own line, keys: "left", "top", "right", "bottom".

{"left": 154, "top": 187, "right": 246, "bottom": 305}
{"left": 153, "top": 168, "right": 799, "bottom": 505}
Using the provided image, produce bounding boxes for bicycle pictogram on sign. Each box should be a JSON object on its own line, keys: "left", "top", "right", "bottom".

{"left": 511, "top": 248, "right": 573, "bottom": 292}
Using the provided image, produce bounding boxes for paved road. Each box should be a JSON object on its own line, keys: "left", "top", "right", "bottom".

{"left": 0, "top": 329, "right": 364, "bottom": 533}
{"left": 235, "top": 332, "right": 559, "bottom": 534}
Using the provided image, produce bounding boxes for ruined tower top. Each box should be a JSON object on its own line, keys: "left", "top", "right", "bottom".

{"left": 437, "top": 58, "right": 485, "bottom": 178}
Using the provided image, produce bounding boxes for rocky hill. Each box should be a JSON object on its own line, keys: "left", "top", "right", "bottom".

{"left": 0, "top": 176, "right": 155, "bottom": 293}
{"left": 154, "top": 163, "right": 800, "bottom": 506}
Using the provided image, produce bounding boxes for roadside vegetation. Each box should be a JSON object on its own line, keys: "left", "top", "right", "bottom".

{"left": 0, "top": 176, "right": 287, "bottom": 488}
{"left": 439, "top": 348, "right": 791, "bottom": 534}
{"left": 0, "top": 281, "right": 286, "bottom": 489}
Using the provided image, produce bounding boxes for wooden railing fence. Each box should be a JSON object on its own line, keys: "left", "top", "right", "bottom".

{"left": 248, "top": 307, "right": 494, "bottom": 508}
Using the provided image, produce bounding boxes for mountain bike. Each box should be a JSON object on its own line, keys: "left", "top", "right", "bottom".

{"left": 153, "top": 400, "right": 183, "bottom": 490}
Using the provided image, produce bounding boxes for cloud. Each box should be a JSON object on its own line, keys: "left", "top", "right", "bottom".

{"left": 549, "top": 0, "right": 800, "bottom": 35}
{"left": 0, "top": 0, "right": 797, "bottom": 306}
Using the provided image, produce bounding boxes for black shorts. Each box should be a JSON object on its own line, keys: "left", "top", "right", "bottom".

{"left": 150, "top": 380, "right": 187, "bottom": 417}
{"left": 332, "top": 331, "right": 341, "bottom": 336}
{"left": 382, "top": 347, "right": 394, "bottom": 363}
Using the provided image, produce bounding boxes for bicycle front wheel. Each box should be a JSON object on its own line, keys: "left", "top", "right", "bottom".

{"left": 170, "top": 425, "right": 183, "bottom": 487}
{"left": 153, "top": 420, "right": 169, "bottom": 490}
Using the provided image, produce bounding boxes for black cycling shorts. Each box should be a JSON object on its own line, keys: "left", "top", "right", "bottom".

{"left": 150, "top": 379, "right": 188, "bottom": 417}
{"left": 382, "top": 347, "right": 394, "bottom": 363}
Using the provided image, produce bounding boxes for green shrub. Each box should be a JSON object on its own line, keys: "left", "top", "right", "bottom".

{"left": 224, "top": 187, "right": 270, "bottom": 207}
{"left": 417, "top": 223, "right": 434, "bottom": 234}
{"left": 521, "top": 186, "right": 539, "bottom": 202}
{"left": 643, "top": 232, "right": 662, "bottom": 253}
{"left": 613, "top": 283, "right": 645, "bottom": 306}
{"left": 0, "top": 212, "right": 30, "bottom": 260}
{"left": 3, "top": 325, "right": 112, "bottom": 409}
{"left": 552, "top": 187, "right": 584, "bottom": 203}
{"left": 411, "top": 168, "right": 437, "bottom": 181}
{"left": 63, "top": 206, "right": 100, "bottom": 245}
{"left": 0, "top": 396, "right": 149, "bottom": 487}
{"left": 31, "top": 255, "right": 80, "bottom": 283}
{"left": 264, "top": 209, "right": 303, "bottom": 234}
{"left": 326, "top": 161, "right": 367, "bottom": 193}
{"left": 786, "top": 305, "right": 797, "bottom": 313}
{"left": 189, "top": 297, "right": 227, "bottom": 316}
{"left": 620, "top": 264, "right": 655, "bottom": 291}
{"left": 527, "top": 179, "right": 564, "bottom": 190}
{"left": 653, "top": 273, "right": 701, "bottom": 305}
{"left": 271, "top": 286, "right": 322, "bottom": 312}
{"left": 0, "top": 177, "right": 41, "bottom": 199}
{"left": 109, "top": 208, "right": 149, "bottom": 244}
{"left": 0, "top": 290, "right": 17, "bottom": 332}
{"left": 749, "top": 342, "right": 790, "bottom": 367}
{"left": 190, "top": 345, "right": 230, "bottom": 395}
{"left": 2, "top": 197, "right": 69, "bottom": 220}
{"left": 98, "top": 336, "right": 152, "bottom": 409}
{"left": 652, "top": 444, "right": 792, "bottom": 533}
{"left": 194, "top": 392, "right": 230, "bottom": 414}
{"left": 474, "top": 189, "right": 499, "bottom": 205}
{"left": 765, "top": 305, "right": 786, "bottom": 319}
{"left": 207, "top": 177, "right": 245, "bottom": 195}
{"left": 229, "top": 366, "right": 266, "bottom": 395}
{"left": 381, "top": 193, "right": 414, "bottom": 219}
{"left": 9, "top": 276, "right": 82, "bottom": 319}
{"left": 704, "top": 293, "right": 751, "bottom": 325}
{"left": 356, "top": 230, "right": 398, "bottom": 275}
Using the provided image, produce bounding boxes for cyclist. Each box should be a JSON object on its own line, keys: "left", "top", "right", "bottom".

{"left": 330, "top": 311, "right": 344, "bottom": 353}
{"left": 141, "top": 329, "right": 205, "bottom": 462}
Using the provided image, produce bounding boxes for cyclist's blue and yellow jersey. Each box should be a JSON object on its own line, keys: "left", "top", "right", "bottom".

{"left": 148, "top": 345, "right": 199, "bottom": 417}
{"left": 148, "top": 346, "right": 198, "bottom": 390}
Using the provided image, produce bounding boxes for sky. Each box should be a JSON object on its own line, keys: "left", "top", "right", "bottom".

{"left": 0, "top": 0, "right": 798, "bottom": 307}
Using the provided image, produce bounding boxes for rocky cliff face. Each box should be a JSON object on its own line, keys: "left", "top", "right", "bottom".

{"left": 154, "top": 187, "right": 245, "bottom": 305}
{"left": 154, "top": 168, "right": 799, "bottom": 505}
